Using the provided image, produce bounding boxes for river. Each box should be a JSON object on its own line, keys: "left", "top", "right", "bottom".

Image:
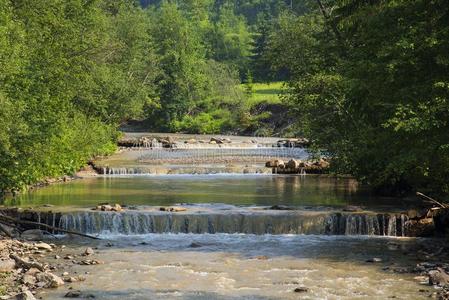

{"left": 2, "top": 140, "right": 432, "bottom": 299}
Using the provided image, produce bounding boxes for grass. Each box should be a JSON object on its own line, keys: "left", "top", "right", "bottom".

{"left": 240, "top": 81, "right": 285, "bottom": 107}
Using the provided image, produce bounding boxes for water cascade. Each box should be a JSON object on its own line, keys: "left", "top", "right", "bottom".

{"left": 56, "top": 211, "right": 409, "bottom": 236}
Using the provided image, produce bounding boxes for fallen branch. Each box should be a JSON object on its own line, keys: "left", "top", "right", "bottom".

{"left": 10, "top": 253, "right": 45, "bottom": 271}
{"left": 416, "top": 192, "right": 449, "bottom": 209}
{"left": 0, "top": 214, "right": 101, "bottom": 240}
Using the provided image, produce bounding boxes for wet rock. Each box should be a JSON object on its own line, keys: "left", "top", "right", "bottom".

{"left": 20, "top": 230, "right": 44, "bottom": 241}
{"left": 429, "top": 268, "right": 449, "bottom": 287}
{"left": 265, "top": 160, "right": 285, "bottom": 168}
{"left": 111, "top": 204, "right": 122, "bottom": 212}
{"left": 210, "top": 137, "right": 224, "bottom": 144}
{"left": 404, "top": 218, "right": 435, "bottom": 237}
{"left": 159, "top": 206, "right": 187, "bottom": 212}
{"left": 13, "top": 291, "right": 36, "bottom": 300}
{"left": 64, "top": 291, "right": 82, "bottom": 298}
{"left": 64, "top": 291, "right": 95, "bottom": 299}
{"left": 286, "top": 159, "right": 300, "bottom": 169}
{"left": 83, "top": 247, "right": 94, "bottom": 256}
{"left": 366, "top": 258, "right": 383, "bottom": 263}
{"left": 265, "top": 205, "right": 293, "bottom": 211}
{"left": 185, "top": 138, "right": 197, "bottom": 144}
{"left": 0, "top": 259, "right": 16, "bottom": 272}
{"left": 189, "top": 242, "right": 202, "bottom": 248}
{"left": 293, "top": 287, "right": 309, "bottom": 293}
{"left": 343, "top": 206, "right": 363, "bottom": 212}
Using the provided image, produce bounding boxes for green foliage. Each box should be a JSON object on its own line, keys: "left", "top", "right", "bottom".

{"left": 268, "top": 0, "right": 449, "bottom": 196}
{"left": 0, "top": 0, "right": 151, "bottom": 192}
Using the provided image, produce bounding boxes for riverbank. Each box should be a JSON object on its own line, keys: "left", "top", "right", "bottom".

{"left": 0, "top": 236, "right": 103, "bottom": 299}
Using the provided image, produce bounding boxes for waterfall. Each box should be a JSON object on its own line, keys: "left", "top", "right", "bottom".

{"left": 57, "top": 211, "right": 408, "bottom": 236}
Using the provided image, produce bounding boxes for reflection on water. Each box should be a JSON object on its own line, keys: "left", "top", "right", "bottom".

{"left": 5, "top": 175, "right": 412, "bottom": 209}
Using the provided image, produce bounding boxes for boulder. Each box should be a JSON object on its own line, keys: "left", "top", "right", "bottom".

{"left": 35, "top": 272, "right": 64, "bottom": 288}
{"left": 22, "top": 274, "right": 37, "bottom": 286}
{"left": 185, "top": 138, "right": 197, "bottom": 144}
{"left": 34, "top": 242, "right": 52, "bottom": 251}
{"left": 404, "top": 218, "right": 435, "bottom": 237}
{"left": 0, "top": 259, "right": 16, "bottom": 272}
{"left": 100, "top": 205, "right": 112, "bottom": 211}
{"left": 286, "top": 159, "right": 300, "bottom": 169}
{"left": 210, "top": 137, "right": 224, "bottom": 144}
{"left": 111, "top": 204, "right": 122, "bottom": 212}
{"left": 13, "top": 291, "right": 36, "bottom": 300}
{"left": 429, "top": 268, "right": 449, "bottom": 287}
{"left": 21, "top": 230, "right": 44, "bottom": 241}
{"left": 271, "top": 160, "right": 284, "bottom": 168}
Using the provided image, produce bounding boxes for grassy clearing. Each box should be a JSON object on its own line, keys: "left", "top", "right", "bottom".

{"left": 241, "top": 81, "right": 285, "bottom": 107}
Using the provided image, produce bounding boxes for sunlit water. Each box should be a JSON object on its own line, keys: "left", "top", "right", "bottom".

{"left": 5, "top": 175, "right": 415, "bottom": 210}
{"left": 38, "top": 234, "right": 428, "bottom": 299}
{"left": 5, "top": 174, "right": 429, "bottom": 299}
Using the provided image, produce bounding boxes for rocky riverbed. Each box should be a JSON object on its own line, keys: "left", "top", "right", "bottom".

{"left": 0, "top": 236, "right": 103, "bottom": 300}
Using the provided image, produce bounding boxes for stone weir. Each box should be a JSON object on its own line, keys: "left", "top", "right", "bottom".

{"left": 1, "top": 206, "right": 419, "bottom": 237}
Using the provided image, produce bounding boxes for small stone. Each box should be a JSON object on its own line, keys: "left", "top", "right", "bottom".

{"left": 83, "top": 247, "right": 94, "bottom": 256}
{"left": 34, "top": 242, "right": 52, "bottom": 251}
{"left": 55, "top": 255, "right": 61, "bottom": 259}
{"left": 64, "top": 291, "right": 81, "bottom": 298}
{"left": 62, "top": 272, "right": 69, "bottom": 276}
{"left": 366, "top": 258, "right": 382, "bottom": 263}
{"left": 343, "top": 205, "right": 363, "bottom": 212}
{"left": 255, "top": 256, "right": 269, "bottom": 260}
{"left": 294, "top": 287, "right": 309, "bottom": 293}
{"left": 64, "top": 255, "right": 74, "bottom": 260}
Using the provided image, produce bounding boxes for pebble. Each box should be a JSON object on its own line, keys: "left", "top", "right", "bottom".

{"left": 366, "top": 258, "right": 383, "bottom": 263}
{"left": 294, "top": 287, "right": 309, "bottom": 293}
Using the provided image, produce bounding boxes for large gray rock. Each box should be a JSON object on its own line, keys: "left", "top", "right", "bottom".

{"left": 21, "top": 230, "right": 44, "bottom": 241}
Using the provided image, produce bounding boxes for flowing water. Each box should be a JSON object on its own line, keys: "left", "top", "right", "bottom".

{"left": 38, "top": 234, "right": 428, "bottom": 299}
{"left": 3, "top": 143, "right": 431, "bottom": 299}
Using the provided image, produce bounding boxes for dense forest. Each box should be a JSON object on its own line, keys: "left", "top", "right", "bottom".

{"left": 0, "top": 0, "right": 448, "bottom": 197}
